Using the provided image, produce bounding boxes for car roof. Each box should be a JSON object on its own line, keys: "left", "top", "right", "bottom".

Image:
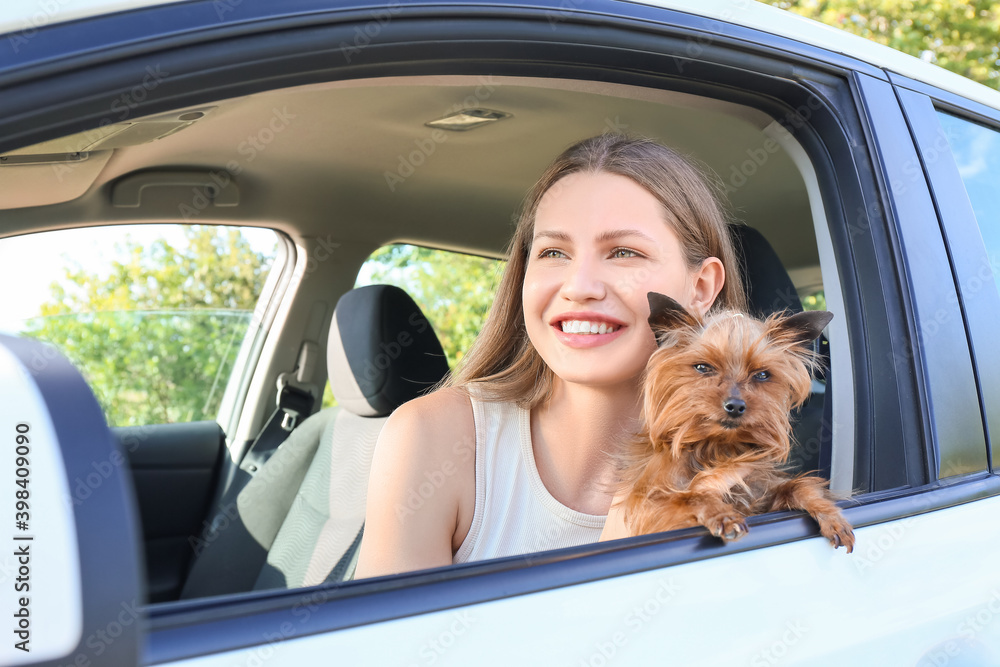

{"left": 640, "top": 0, "right": 1000, "bottom": 111}
{"left": 0, "top": 0, "right": 188, "bottom": 35}
{"left": 5, "top": 0, "right": 996, "bottom": 113}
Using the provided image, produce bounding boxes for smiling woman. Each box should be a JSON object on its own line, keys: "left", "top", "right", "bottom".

{"left": 354, "top": 134, "right": 746, "bottom": 577}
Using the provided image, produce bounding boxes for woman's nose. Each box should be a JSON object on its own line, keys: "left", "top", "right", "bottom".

{"left": 559, "top": 256, "right": 607, "bottom": 302}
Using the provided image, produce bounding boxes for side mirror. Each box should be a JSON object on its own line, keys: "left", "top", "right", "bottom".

{"left": 0, "top": 335, "right": 144, "bottom": 666}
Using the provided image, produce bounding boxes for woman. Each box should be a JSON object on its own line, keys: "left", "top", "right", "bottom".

{"left": 354, "top": 134, "right": 747, "bottom": 577}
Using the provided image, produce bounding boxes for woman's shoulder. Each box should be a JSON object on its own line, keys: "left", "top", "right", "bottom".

{"left": 391, "top": 385, "right": 474, "bottom": 425}
{"left": 381, "top": 386, "right": 476, "bottom": 457}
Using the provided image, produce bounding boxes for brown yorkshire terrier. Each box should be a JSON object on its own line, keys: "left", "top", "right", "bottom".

{"left": 616, "top": 292, "right": 854, "bottom": 552}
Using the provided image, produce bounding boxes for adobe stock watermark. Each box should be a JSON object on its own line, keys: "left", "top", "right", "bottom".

{"left": 188, "top": 436, "right": 308, "bottom": 556}
{"left": 384, "top": 76, "right": 500, "bottom": 192}
{"left": 304, "top": 235, "right": 341, "bottom": 276}
{"left": 394, "top": 434, "right": 474, "bottom": 523}
{"left": 179, "top": 106, "right": 297, "bottom": 220}
{"left": 577, "top": 578, "right": 681, "bottom": 667}
{"left": 6, "top": 0, "right": 72, "bottom": 53}
{"left": 917, "top": 588, "right": 1000, "bottom": 667}
{"left": 546, "top": 0, "right": 586, "bottom": 30}
{"left": 52, "top": 64, "right": 171, "bottom": 183}
{"left": 339, "top": 1, "right": 403, "bottom": 63}
{"left": 884, "top": 250, "right": 1000, "bottom": 376}
{"left": 406, "top": 610, "right": 476, "bottom": 666}
{"left": 669, "top": 0, "right": 752, "bottom": 74}
{"left": 724, "top": 95, "right": 824, "bottom": 195}
{"left": 749, "top": 619, "right": 808, "bottom": 667}
{"left": 27, "top": 598, "right": 142, "bottom": 666}
{"left": 61, "top": 425, "right": 153, "bottom": 510}
{"left": 213, "top": 0, "right": 242, "bottom": 21}
{"left": 890, "top": 123, "right": 961, "bottom": 197}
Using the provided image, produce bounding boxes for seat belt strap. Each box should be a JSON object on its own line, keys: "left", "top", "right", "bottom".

{"left": 240, "top": 383, "right": 315, "bottom": 474}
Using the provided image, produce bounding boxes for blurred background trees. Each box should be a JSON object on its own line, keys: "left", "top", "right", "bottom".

{"left": 763, "top": 0, "right": 1000, "bottom": 89}
{"left": 24, "top": 227, "right": 273, "bottom": 426}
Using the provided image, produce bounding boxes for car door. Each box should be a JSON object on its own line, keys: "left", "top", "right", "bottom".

{"left": 2, "top": 1, "right": 1000, "bottom": 666}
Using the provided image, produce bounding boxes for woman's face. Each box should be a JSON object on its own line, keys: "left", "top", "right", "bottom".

{"left": 522, "top": 171, "right": 723, "bottom": 390}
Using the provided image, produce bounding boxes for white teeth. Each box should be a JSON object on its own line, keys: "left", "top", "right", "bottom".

{"left": 560, "top": 320, "right": 617, "bottom": 334}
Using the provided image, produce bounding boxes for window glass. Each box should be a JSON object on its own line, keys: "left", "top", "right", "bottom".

{"left": 937, "top": 112, "right": 1000, "bottom": 290}
{"left": 0, "top": 224, "right": 279, "bottom": 426}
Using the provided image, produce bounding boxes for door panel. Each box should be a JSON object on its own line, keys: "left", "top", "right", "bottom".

{"left": 117, "top": 421, "right": 224, "bottom": 602}
{"left": 162, "top": 493, "right": 1000, "bottom": 665}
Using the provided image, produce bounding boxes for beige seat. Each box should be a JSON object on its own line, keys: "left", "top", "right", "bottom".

{"left": 180, "top": 284, "right": 449, "bottom": 597}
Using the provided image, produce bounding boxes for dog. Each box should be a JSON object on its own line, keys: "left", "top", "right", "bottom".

{"left": 615, "top": 292, "right": 854, "bottom": 552}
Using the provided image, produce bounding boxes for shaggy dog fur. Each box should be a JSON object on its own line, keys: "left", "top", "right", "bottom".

{"left": 617, "top": 292, "right": 854, "bottom": 552}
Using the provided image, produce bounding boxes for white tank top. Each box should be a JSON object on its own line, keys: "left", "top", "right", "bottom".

{"left": 453, "top": 395, "right": 606, "bottom": 563}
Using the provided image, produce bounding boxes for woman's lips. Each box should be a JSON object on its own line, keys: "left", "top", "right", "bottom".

{"left": 550, "top": 321, "right": 628, "bottom": 348}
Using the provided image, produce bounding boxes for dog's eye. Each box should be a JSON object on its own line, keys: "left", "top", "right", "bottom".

{"left": 693, "top": 363, "right": 713, "bottom": 374}
{"left": 753, "top": 370, "right": 770, "bottom": 381}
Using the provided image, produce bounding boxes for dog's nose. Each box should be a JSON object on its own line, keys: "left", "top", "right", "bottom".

{"left": 723, "top": 397, "right": 746, "bottom": 416}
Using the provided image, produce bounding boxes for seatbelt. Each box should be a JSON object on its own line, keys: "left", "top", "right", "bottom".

{"left": 239, "top": 341, "right": 321, "bottom": 474}
{"left": 240, "top": 381, "right": 315, "bottom": 475}
{"left": 324, "top": 524, "right": 364, "bottom": 583}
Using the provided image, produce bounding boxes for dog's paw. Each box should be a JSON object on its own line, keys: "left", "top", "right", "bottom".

{"left": 704, "top": 512, "right": 748, "bottom": 543}
{"left": 817, "top": 513, "right": 855, "bottom": 554}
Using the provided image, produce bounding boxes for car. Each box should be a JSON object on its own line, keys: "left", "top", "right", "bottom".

{"left": 2, "top": 0, "right": 1000, "bottom": 664}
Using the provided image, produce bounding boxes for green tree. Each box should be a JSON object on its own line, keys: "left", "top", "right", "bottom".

{"left": 762, "top": 0, "right": 1000, "bottom": 88}
{"left": 24, "top": 226, "right": 274, "bottom": 426}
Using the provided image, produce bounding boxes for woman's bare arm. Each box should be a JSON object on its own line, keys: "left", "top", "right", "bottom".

{"left": 354, "top": 388, "right": 476, "bottom": 578}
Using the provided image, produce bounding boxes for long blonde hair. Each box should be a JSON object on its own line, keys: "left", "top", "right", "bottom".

{"left": 450, "top": 134, "right": 747, "bottom": 408}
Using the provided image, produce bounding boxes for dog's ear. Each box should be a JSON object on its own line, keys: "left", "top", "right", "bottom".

{"left": 647, "top": 292, "right": 698, "bottom": 345}
{"left": 770, "top": 310, "right": 833, "bottom": 346}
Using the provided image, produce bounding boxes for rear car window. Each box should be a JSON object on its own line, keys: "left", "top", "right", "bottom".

{"left": 937, "top": 111, "right": 1000, "bottom": 289}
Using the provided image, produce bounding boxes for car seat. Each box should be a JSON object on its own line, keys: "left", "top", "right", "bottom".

{"left": 179, "top": 284, "right": 448, "bottom": 598}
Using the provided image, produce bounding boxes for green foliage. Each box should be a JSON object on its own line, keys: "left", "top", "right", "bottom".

{"left": 24, "top": 226, "right": 273, "bottom": 426}
{"left": 358, "top": 244, "right": 502, "bottom": 367}
{"left": 801, "top": 290, "right": 828, "bottom": 311}
{"left": 762, "top": 0, "right": 1000, "bottom": 88}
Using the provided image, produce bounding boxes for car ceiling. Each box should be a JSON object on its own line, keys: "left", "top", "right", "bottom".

{"left": 0, "top": 75, "right": 818, "bottom": 270}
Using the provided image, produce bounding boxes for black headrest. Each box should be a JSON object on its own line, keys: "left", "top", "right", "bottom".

{"left": 728, "top": 224, "right": 803, "bottom": 318}
{"left": 327, "top": 284, "right": 449, "bottom": 417}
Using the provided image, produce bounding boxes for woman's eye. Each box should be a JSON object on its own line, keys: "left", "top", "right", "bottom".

{"left": 694, "top": 363, "right": 713, "bottom": 374}
{"left": 611, "top": 247, "right": 639, "bottom": 259}
{"left": 538, "top": 248, "right": 565, "bottom": 259}
{"left": 753, "top": 370, "right": 770, "bottom": 381}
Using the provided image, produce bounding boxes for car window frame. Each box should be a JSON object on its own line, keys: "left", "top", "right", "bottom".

{"left": 852, "top": 73, "right": 989, "bottom": 483}
{"left": 215, "top": 229, "right": 296, "bottom": 441}
{"left": 892, "top": 76, "right": 1000, "bottom": 475}
{"left": 2, "top": 0, "right": 990, "bottom": 660}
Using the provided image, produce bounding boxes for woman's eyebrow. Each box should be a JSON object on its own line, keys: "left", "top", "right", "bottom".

{"left": 532, "top": 229, "right": 657, "bottom": 244}
{"left": 595, "top": 229, "right": 657, "bottom": 244}
{"left": 532, "top": 230, "right": 572, "bottom": 243}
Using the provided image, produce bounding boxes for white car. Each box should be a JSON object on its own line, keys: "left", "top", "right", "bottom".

{"left": 1, "top": 0, "right": 999, "bottom": 665}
